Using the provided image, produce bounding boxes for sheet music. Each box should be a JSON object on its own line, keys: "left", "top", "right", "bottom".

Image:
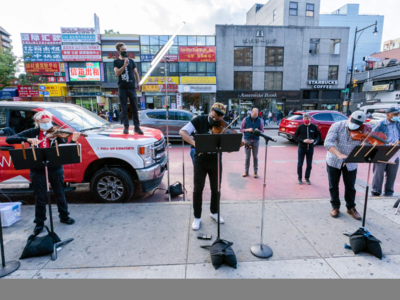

{"left": 388, "top": 149, "right": 400, "bottom": 163}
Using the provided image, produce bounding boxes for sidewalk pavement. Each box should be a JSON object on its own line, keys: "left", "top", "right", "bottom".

{"left": 2, "top": 196, "right": 400, "bottom": 279}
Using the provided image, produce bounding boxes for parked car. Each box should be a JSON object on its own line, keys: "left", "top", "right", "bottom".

{"left": 0, "top": 102, "right": 167, "bottom": 203}
{"left": 366, "top": 112, "right": 387, "bottom": 126}
{"left": 139, "top": 109, "right": 195, "bottom": 138}
{"left": 359, "top": 104, "right": 400, "bottom": 114}
{"left": 278, "top": 111, "right": 349, "bottom": 145}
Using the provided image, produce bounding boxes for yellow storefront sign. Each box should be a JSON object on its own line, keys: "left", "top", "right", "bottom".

{"left": 39, "top": 84, "right": 67, "bottom": 97}
{"left": 141, "top": 76, "right": 179, "bottom": 85}
{"left": 372, "top": 84, "right": 389, "bottom": 91}
{"left": 180, "top": 77, "right": 216, "bottom": 84}
{"left": 142, "top": 85, "right": 160, "bottom": 92}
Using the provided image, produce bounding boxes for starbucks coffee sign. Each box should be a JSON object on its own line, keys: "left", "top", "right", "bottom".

{"left": 238, "top": 92, "right": 277, "bottom": 98}
{"left": 308, "top": 80, "right": 338, "bottom": 89}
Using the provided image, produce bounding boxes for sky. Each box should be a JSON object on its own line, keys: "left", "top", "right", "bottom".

{"left": 1, "top": 0, "right": 399, "bottom": 59}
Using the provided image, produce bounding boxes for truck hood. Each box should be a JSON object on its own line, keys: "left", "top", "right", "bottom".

{"left": 83, "top": 124, "right": 164, "bottom": 141}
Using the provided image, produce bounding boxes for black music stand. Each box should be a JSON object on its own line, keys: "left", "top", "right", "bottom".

{"left": 0, "top": 210, "right": 20, "bottom": 278}
{"left": 345, "top": 145, "right": 400, "bottom": 227}
{"left": 9, "top": 144, "right": 82, "bottom": 261}
{"left": 194, "top": 134, "right": 242, "bottom": 238}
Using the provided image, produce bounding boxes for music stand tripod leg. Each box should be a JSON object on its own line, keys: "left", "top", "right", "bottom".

{"left": 0, "top": 214, "right": 20, "bottom": 278}
{"left": 251, "top": 141, "right": 273, "bottom": 258}
{"left": 362, "top": 162, "right": 373, "bottom": 227}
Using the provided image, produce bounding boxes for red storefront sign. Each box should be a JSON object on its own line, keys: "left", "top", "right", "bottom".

{"left": 179, "top": 47, "right": 216, "bottom": 62}
{"left": 33, "top": 72, "right": 54, "bottom": 76}
{"left": 161, "top": 55, "right": 178, "bottom": 62}
{"left": 17, "top": 85, "right": 39, "bottom": 97}
{"left": 57, "top": 77, "right": 66, "bottom": 83}
{"left": 25, "top": 62, "right": 60, "bottom": 73}
{"left": 21, "top": 33, "right": 62, "bottom": 45}
{"left": 160, "top": 84, "right": 178, "bottom": 92}
{"left": 107, "top": 53, "right": 135, "bottom": 59}
{"left": 47, "top": 77, "right": 56, "bottom": 83}
{"left": 62, "top": 45, "right": 102, "bottom": 61}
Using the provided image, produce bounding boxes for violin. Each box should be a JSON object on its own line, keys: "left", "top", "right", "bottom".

{"left": 44, "top": 126, "right": 88, "bottom": 140}
{"left": 211, "top": 116, "right": 249, "bottom": 149}
{"left": 349, "top": 124, "right": 388, "bottom": 145}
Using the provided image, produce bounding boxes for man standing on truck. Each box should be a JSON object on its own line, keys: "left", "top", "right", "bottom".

{"left": 6, "top": 111, "right": 80, "bottom": 235}
{"left": 114, "top": 42, "right": 143, "bottom": 135}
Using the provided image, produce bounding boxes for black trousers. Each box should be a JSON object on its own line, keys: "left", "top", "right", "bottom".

{"left": 30, "top": 170, "right": 70, "bottom": 225}
{"left": 326, "top": 164, "right": 357, "bottom": 210}
{"left": 118, "top": 88, "right": 140, "bottom": 129}
{"left": 193, "top": 155, "right": 221, "bottom": 218}
{"left": 297, "top": 147, "right": 314, "bottom": 180}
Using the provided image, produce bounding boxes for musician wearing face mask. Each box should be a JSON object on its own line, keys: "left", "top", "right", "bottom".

{"left": 6, "top": 111, "right": 80, "bottom": 235}
{"left": 180, "top": 103, "right": 226, "bottom": 231}
{"left": 240, "top": 108, "right": 264, "bottom": 178}
{"left": 371, "top": 107, "right": 400, "bottom": 197}
{"left": 294, "top": 113, "right": 320, "bottom": 185}
{"left": 324, "top": 111, "right": 368, "bottom": 220}
{"left": 113, "top": 42, "right": 143, "bottom": 135}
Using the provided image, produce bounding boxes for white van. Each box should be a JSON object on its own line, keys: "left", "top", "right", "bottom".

{"left": 359, "top": 103, "right": 400, "bottom": 114}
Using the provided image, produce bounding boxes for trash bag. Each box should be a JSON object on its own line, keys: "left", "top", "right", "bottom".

{"left": 20, "top": 226, "right": 61, "bottom": 259}
{"left": 201, "top": 237, "right": 237, "bottom": 270}
{"left": 345, "top": 227, "right": 382, "bottom": 259}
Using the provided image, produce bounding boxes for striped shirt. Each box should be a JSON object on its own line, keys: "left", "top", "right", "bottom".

{"left": 324, "top": 120, "right": 362, "bottom": 171}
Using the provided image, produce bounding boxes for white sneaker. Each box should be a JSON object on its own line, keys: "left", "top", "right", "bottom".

{"left": 192, "top": 218, "right": 201, "bottom": 231}
{"left": 210, "top": 213, "right": 225, "bottom": 224}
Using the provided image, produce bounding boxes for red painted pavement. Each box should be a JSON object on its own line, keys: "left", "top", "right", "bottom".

{"left": 134, "top": 146, "right": 400, "bottom": 203}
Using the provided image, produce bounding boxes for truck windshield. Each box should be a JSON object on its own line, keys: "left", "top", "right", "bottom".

{"left": 46, "top": 106, "right": 110, "bottom": 132}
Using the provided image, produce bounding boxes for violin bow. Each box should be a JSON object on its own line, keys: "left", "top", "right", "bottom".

{"left": 220, "top": 116, "right": 240, "bottom": 134}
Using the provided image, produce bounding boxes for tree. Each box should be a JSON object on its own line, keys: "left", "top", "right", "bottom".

{"left": 18, "top": 73, "right": 43, "bottom": 85}
{"left": 104, "top": 29, "right": 120, "bottom": 34}
{"left": 0, "top": 47, "right": 23, "bottom": 90}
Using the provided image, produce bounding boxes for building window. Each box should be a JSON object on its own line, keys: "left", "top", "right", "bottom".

{"left": 140, "top": 35, "right": 149, "bottom": 45}
{"left": 289, "top": 2, "right": 298, "bottom": 16}
{"left": 105, "top": 63, "right": 118, "bottom": 83}
{"left": 234, "top": 72, "right": 252, "bottom": 90}
{"left": 322, "top": 90, "right": 341, "bottom": 99}
{"left": 159, "top": 36, "right": 169, "bottom": 45}
{"left": 393, "top": 42, "right": 397, "bottom": 49}
{"left": 273, "top": 9, "right": 277, "bottom": 21}
{"left": 142, "top": 62, "right": 151, "bottom": 74}
{"left": 306, "top": 4, "right": 314, "bottom": 17}
{"left": 308, "top": 66, "right": 318, "bottom": 80}
{"left": 234, "top": 47, "right": 253, "bottom": 66}
{"left": 265, "top": 47, "right": 284, "bottom": 66}
{"left": 188, "top": 36, "right": 196, "bottom": 46}
{"left": 179, "top": 62, "right": 188, "bottom": 73}
{"left": 265, "top": 72, "right": 283, "bottom": 90}
{"left": 206, "top": 36, "right": 216, "bottom": 46}
{"left": 168, "top": 46, "right": 179, "bottom": 55}
{"left": 150, "top": 45, "right": 160, "bottom": 55}
{"left": 309, "top": 39, "right": 320, "bottom": 54}
{"left": 303, "top": 90, "right": 319, "bottom": 99}
{"left": 328, "top": 66, "right": 339, "bottom": 80}
{"left": 330, "top": 39, "right": 341, "bottom": 54}
{"left": 141, "top": 46, "right": 150, "bottom": 55}
{"left": 149, "top": 36, "right": 159, "bottom": 45}
{"left": 197, "top": 36, "right": 206, "bottom": 46}
{"left": 178, "top": 36, "right": 188, "bottom": 46}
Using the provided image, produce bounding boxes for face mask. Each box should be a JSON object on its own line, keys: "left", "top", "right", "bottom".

{"left": 39, "top": 122, "right": 53, "bottom": 130}
{"left": 304, "top": 120, "right": 310, "bottom": 125}
{"left": 391, "top": 116, "right": 399, "bottom": 122}
{"left": 348, "top": 123, "right": 360, "bottom": 131}
{"left": 120, "top": 51, "right": 127, "bottom": 57}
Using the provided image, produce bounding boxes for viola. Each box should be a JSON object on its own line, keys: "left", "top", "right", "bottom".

{"left": 211, "top": 116, "right": 249, "bottom": 149}
{"left": 44, "top": 126, "right": 88, "bottom": 140}
{"left": 349, "top": 124, "right": 388, "bottom": 145}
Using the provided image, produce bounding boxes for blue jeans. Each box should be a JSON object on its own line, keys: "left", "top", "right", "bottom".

{"left": 190, "top": 148, "right": 195, "bottom": 164}
{"left": 297, "top": 147, "right": 314, "bottom": 180}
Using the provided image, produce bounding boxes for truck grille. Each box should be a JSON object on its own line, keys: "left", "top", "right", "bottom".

{"left": 152, "top": 137, "right": 166, "bottom": 162}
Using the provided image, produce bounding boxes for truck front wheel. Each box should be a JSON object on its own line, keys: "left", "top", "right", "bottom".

{"left": 90, "top": 167, "right": 134, "bottom": 203}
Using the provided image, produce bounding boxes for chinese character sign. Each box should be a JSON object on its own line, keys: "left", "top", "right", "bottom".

{"left": 69, "top": 62, "right": 101, "bottom": 81}
{"left": 61, "top": 27, "right": 97, "bottom": 43}
{"left": 21, "top": 33, "right": 62, "bottom": 45}
{"left": 140, "top": 54, "right": 178, "bottom": 62}
{"left": 24, "top": 62, "right": 60, "bottom": 73}
{"left": 23, "top": 45, "right": 62, "bottom": 62}
{"left": 62, "top": 45, "right": 102, "bottom": 61}
{"left": 179, "top": 47, "right": 216, "bottom": 62}
{"left": 17, "top": 85, "right": 39, "bottom": 97}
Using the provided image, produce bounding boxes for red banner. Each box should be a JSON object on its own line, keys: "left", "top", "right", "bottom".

{"left": 160, "top": 84, "right": 178, "bottom": 92}
{"left": 179, "top": 47, "right": 216, "bottom": 62}
{"left": 17, "top": 85, "right": 39, "bottom": 97}
{"left": 25, "top": 62, "right": 60, "bottom": 73}
{"left": 62, "top": 45, "right": 102, "bottom": 61}
{"left": 21, "top": 33, "right": 62, "bottom": 45}
{"left": 57, "top": 77, "right": 66, "bottom": 83}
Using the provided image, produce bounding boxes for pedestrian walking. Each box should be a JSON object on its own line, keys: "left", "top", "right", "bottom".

{"left": 294, "top": 113, "right": 320, "bottom": 185}
{"left": 113, "top": 108, "right": 119, "bottom": 122}
{"left": 233, "top": 110, "right": 238, "bottom": 127}
{"left": 240, "top": 108, "right": 264, "bottom": 178}
{"left": 268, "top": 111, "right": 272, "bottom": 124}
{"left": 371, "top": 107, "right": 400, "bottom": 196}
{"left": 113, "top": 42, "right": 143, "bottom": 135}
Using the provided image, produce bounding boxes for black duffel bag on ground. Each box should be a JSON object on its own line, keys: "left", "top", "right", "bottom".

{"left": 344, "top": 227, "right": 382, "bottom": 260}
{"left": 166, "top": 181, "right": 185, "bottom": 197}
{"left": 201, "top": 237, "right": 237, "bottom": 270}
{"left": 20, "top": 226, "right": 61, "bottom": 259}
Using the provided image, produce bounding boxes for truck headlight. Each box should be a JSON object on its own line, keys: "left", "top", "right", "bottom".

{"left": 139, "top": 144, "right": 155, "bottom": 167}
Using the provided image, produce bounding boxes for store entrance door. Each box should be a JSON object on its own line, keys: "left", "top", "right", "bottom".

{"left": 239, "top": 100, "right": 253, "bottom": 121}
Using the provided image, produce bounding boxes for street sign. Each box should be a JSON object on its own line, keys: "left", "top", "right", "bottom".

{"left": 341, "top": 88, "right": 349, "bottom": 93}
{"left": 40, "top": 85, "right": 46, "bottom": 91}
